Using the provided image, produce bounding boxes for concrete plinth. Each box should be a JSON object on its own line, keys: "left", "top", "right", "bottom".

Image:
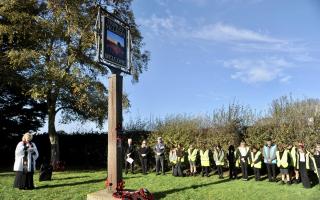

{"left": 87, "top": 190, "right": 119, "bottom": 200}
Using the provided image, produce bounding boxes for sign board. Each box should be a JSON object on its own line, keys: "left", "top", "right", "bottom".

{"left": 101, "top": 13, "right": 131, "bottom": 73}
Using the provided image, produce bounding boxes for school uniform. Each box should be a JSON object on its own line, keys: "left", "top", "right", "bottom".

{"left": 13, "top": 141, "right": 39, "bottom": 189}
{"left": 236, "top": 146, "right": 251, "bottom": 180}
{"left": 251, "top": 151, "right": 262, "bottom": 181}
{"left": 213, "top": 149, "right": 225, "bottom": 178}
{"left": 139, "top": 146, "right": 149, "bottom": 174}
{"left": 200, "top": 149, "right": 210, "bottom": 177}
{"left": 263, "top": 144, "right": 277, "bottom": 182}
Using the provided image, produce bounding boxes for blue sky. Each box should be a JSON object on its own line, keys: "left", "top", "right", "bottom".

{"left": 41, "top": 0, "right": 320, "bottom": 133}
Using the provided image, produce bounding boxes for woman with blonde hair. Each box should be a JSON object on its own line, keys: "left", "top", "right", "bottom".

{"left": 13, "top": 132, "right": 39, "bottom": 190}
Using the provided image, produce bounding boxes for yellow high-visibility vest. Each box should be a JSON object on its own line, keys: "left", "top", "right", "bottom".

{"left": 276, "top": 150, "right": 289, "bottom": 168}
{"left": 200, "top": 149, "right": 210, "bottom": 167}
{"left": 169, "top": 151, "right": 177, "bottom": 164}
{"left": 290, "top": 147, "right": 297, "bottom": 167}
{"left": 188, "top": 148, "right": 198, "bottom": 162}
{"left": 178, "top": 153, "right": 185, "bottom": 163}
{"left": 308, "top": 154, "right": 319, "bottom": 178}
{"left": 306, "top": 151, "right": 311, "bottom": 170}
{"left": 235, "top": 151, "right": 240, "bottom": 167}
{"left": 213, "top": 150, "right": 225, "bottom": 166}
{"left": 251, "top": 151, "right": 262, "bottom": 169}
{"left": 296, "top": 151, "right": 311, "bottom": 170}
{"left": 236, "top": 146, "right": 251, "bottom": 166}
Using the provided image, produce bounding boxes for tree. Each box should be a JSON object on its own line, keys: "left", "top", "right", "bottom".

{"left": 0, "top": 1, "right": 47, "bottom": 135}
{"left": 0, "top": 0, "right": 149, "bottom": 165}
{"left": 0, "top": 72, "right": 47, "bottom": 136}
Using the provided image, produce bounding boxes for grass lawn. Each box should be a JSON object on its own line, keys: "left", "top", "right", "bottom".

{"left": 0, "top": 170, "right": 319, "bottom": 200}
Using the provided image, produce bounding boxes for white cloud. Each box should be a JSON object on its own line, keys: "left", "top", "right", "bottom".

{"left": 224, "top": 57, "right": 292, "bottom": 83}
{"left": 137, "top": 15, "right": 188, "bottom": 37}
{"left": 193, "top": 23, "right": 282, "bottom": 43}
{"left": 138, "top": 15, "right": 316, "bottom": 84}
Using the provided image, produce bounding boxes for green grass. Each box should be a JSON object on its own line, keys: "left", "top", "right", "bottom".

{"left": 0, "top": 170, "right": 319, "bottom": 200}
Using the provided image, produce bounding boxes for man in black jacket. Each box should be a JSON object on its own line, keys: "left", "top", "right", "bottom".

{"left": 124, "top": 138, "right": 135, "bottom": 174}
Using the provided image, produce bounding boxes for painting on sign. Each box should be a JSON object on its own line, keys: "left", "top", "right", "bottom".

{"left": 106, "top": 30, "right": 126, "bottom": 61}
{"left": 102, "top": 16, "right": 129, "bottom": 70}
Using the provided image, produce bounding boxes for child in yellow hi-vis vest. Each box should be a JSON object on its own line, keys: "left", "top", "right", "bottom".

{"left": 200, "top": 144, "right": 210, "bottom": 177}
{"left": 250, "top": 145, "right": 262, "bottom": 181}
{"left": 188, "top": 144, "right": 198, "bottom": 176}
{"left": 276, "top": 144, "right": 291, "bottom": 185}
{"left": 213, "top": 144, "right": 225, "bottom": 179}
{"left": 311, "top": 143, "right": 320, "bottom": 185}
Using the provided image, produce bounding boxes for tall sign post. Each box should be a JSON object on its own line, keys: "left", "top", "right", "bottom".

{"left": 98, "top": 6, "right": 131, "bottom": 193}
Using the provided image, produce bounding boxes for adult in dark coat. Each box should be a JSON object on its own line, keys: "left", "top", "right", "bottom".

{"left": 124, "top": 138, "right": 135, "bottom": 174}
{"left": 227, "top": 145, "right": 237, "bottom": 179}
{"left": 139, "top": 140, "right": 149, "bottom": 174}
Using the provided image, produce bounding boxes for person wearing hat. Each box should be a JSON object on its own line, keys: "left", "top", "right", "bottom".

{"left": 154, "top": 137, "right": 166, "bottom": 175}
{"left": 263, "top": 138, "right": 277, "bottom": 182}
{"left": 13, "top": 132, "right": 39, "bottom": 190}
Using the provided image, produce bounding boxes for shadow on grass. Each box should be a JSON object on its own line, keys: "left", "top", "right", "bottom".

{"left": 150, "top": 178, "right": 231, "bottom": 199}
{"left": 36, "top": 178, "right": 105, "bottom": 189}
{"left": 0, "top": 172, "right": 15, "bottom": 177}
{"left": 123, "top": 175, "right": 143, "bottom": 180}
{"left": 52, "top": 175, "right": 90, "bottom": 180}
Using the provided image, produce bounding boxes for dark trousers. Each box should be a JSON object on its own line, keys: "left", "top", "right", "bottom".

{"left": 156, "top": 155, "right": 165, "bottom": 174}
{"left": 217, "top": 165, "right": 223, "bottom": 177}
{"left": 141, "top": 158, "right": 148, "bottom": 174}
{"left": 202, "top": 166, "right": 209, "bottom": 177}
{"left": 240, "top": 160, "right": 248, "bottom": 179}
{"left": 254, "top": 167, "right": 261, "bottom": 180}
{"left": 266, "top": 163, "right": 276, "bottom": 181}
{"left": 125, "top": 159, "right": 134, "bottom": 174}
{"left": 317, "top": 168, "right": 320, "bottom": 184}
{"left": 299, "top": 162, "right": 311, "bottom": 188}
{"left": 174, "top": 163, "right": 183, "bottom": 177}
{"left": 229, "top": 163, "right": 237, "bottom": 179}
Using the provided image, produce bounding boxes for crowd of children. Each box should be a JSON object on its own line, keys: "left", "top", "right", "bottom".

{"left": 166, "top": 138, "right": 320, "bottom": 188}
{"left": 124, "top": 137, "right": 320, "bottom": 189}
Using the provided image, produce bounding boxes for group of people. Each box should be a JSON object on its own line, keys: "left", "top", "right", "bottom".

{"left": 124, "top": 137, "right": 166, "bottom": 175}
{"left": 13, "top": 132, "right": 320, "bottom": 190}
{"left": 124, "top": 137, "right": 320, "bottom": 189}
